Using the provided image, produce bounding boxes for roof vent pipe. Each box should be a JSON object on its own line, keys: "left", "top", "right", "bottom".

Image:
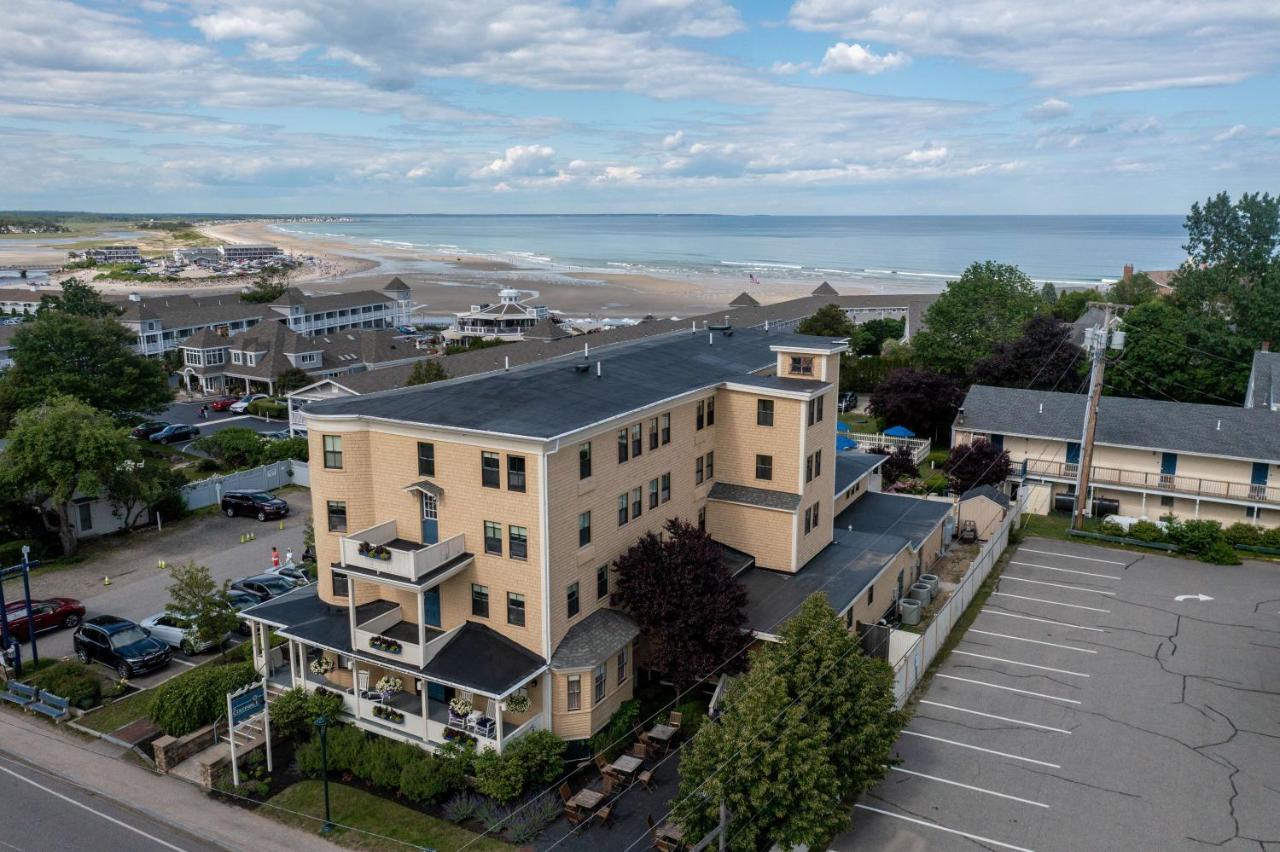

{"left": 764, "top": 319, "right": 769, "bottom": 331}
{"left": 597, "top": 361, "right": 602, "bottom": 378}
{"left": 957, "top": 407, "right": 965, "bottom": 425}
{"left": 1216, "top": 419, "right": 1221, "bottom": 431}
{"left": 708, "top": 332, "right": 713, "bottom": 346}
{"left": 691, "top": 321, "right": 696, "bottom": 334}
{"left": 504, "top": 355, "right": 509, "bottom": 371}
{"left": 1038, "top": 403, "right": 1043, "bottom": 414}
{"left": 583, "top": 342, "right": 589, "bottom": 359}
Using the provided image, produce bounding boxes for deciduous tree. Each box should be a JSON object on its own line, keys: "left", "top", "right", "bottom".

{"left": 944, "top": 439, "right": 1011, "bottom": 494}
{"left": 407, "top": 359, "right": 449, "bottom": 386}
{"left": 105, "top": 457, "right": 185, "bottom": 530}
{"left": 972, "top": 315, "right": 1083, "bottom": 390}
{"left": 613, "top": 518, "right": 748, "bottom": 688}
{"left": 0, "top": 396, "right": 133, "bottom": 555}
{"left": 855, "top": 317, "right": 905, "bottom": 356}
{"left": 240, "top": 265, "right": 293, "bottom": 304}
{"left": 874, "top": 446, "right": 919, "bottom": 483}
{"left": 1108, "top": 271, "right": 1160, "bottom": 306}
{"left": 1052, "top": 287, "right": 1104, "bottom": 322}
{"left": 912, "top": 261, "right": 1044, "bottom": 376}
{"left": 1183, "top": 191, "right": 1279, "bottom": 281}
{"left": 1107, "top": 300, "right": 1252, "bottom": 404}
{"left": 166, "top": 561, "right": 241, "bottom": 659}
{"left": 797, "top": 303, "right": 858, "bottom": 338}
{"left": 37, "top": 278, "right": 120, "bottom": 318}
{"left": 867, "top": 368, "right": 964, "bottom": 443}
{"left": 275, "top": 366, "right": 313, "bottom": 395}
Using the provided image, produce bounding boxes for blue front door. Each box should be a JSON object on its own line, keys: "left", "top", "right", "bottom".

{"left": 1066, "top": 442, "right": 1081, "bottom": 465}
{"left": 1251, "top": 462, "right": 1269, "bottom": 499}
{"left": 428, "top": 682, "right": 446, "bottom": 703}
{"left": 1161, "top": 453, "right": 1178, "bottom": 476}
{"left": 421, "top": 493, "right": 438, "bottom": 545}
{"left": 423, "top": 587, "right": 441, "bottom": 628}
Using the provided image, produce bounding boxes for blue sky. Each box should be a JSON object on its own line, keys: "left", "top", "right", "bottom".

{"left": 2, "top": 0, "right": 1278, "bottom": 214}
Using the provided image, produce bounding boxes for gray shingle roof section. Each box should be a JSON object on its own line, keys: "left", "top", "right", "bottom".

{"left": 730, "top": 291, "right": 761, "bottom": 307}
{"left": 1245, "top": 350, "right": 1280, "bottom": 410}
{"left": 423, "top": 622, "right": 544, "bottom": 696}
{"left": 958, "top": 384, "right": 1280, "bottom": 463}
{"left": 550, "top": 608, "right": 640, "bottom": 670}
{"left": 728, "top": 374, "right": 829, "bottom": 394}
{"left": 707, "top": 482, "right": 803, "bottom": 512}
{"left": 838, "top": 491, "right": 952, "bottom": 551}
{"left": 308, "top": 328, "right": 832, "bottom": 439}
{"left": 961, "top": 484, "right": 1011, "bottom": 509}
{"left": 834, "top": 452, "right": 886, "bottom": 496}
{"left": 812, "top": 282, "right": 839, "bottom": 296}
{"left": 739, "top": 528, "right": 908, "bottom": 636}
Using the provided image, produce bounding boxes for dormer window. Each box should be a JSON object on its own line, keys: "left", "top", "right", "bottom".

{"left": 789, "top": 355, "right": 814, "bottom": 376}
{"left": 231, "top": 351, "right": 244, "bottom": 365}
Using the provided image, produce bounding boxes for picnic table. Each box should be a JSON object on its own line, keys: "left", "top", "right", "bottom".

{"left": 569, "top": 788, "right": 605, "bottom": 810}
{"left": 647, "top": 723, "right": 677, "bottom": 747}
{"left": 658, "top": 821, "right": 685, "bottom": 843}
{"left": 610, "top": 754, "right": 644, "bottom": 778}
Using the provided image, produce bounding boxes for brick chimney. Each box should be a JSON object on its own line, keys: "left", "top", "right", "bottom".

{"left": 1122, "top": 264, "right": 1134, "bottom": 282}
{"left": 1263, "top": 341, "right": 1272, "bottom": 352}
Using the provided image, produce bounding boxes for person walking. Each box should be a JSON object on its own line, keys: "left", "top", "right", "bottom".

{"left": 271, "top": 546, "right": 280, "bottom": 568}
{"left": 285, "top": 547, "right": 294, "bottom": 565}
{"left": 200, "top": 404, "right": 209, "bottom": 420}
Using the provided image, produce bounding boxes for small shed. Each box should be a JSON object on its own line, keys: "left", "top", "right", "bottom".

{"left": 958, "top": 485, "right": 1011, "bottom": 541}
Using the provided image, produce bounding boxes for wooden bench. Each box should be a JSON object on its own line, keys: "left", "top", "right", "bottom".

{"left": 0, "top": 681, "right": 37, "bottom": 708}
{"left": 29, "top": 690, "right": 70, "bottom": 720}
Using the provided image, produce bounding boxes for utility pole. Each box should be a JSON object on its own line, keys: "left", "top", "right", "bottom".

{"left": 1073, "top": 303, "right": 1124, "bottom": 530}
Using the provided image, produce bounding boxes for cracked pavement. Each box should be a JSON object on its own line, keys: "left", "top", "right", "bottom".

{"left": 831, "top": 536, "right": 1280, "bottom": 852}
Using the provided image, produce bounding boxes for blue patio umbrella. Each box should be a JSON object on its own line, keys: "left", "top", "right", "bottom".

{"left": 884, "top": 425, "right": 916, "bottom": 438}
{"left": 836, "top": 435, "right": 858, "bottom": 451}
{"left": 837, "top": 421, "right": 852, "bottom": 433}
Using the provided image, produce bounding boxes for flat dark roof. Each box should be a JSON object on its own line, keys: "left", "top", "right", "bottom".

{"left": 837, "top": 491, "right": 952, "bottom": 551}
{"left": 307, "top": 328, "right": 835, "bottom": 439}
{"left": 834, "top": 452, "right": 887, "bottom": 496}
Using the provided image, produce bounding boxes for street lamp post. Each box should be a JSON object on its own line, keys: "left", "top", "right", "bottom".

{"left": 314, "top": 716, "right": 334, "bottom": 835}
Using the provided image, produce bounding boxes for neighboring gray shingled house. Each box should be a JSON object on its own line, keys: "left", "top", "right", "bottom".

{"left": 1245, "top": 349, "right": 1280, "bottom": 411}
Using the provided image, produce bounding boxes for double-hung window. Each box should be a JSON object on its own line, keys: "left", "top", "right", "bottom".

{"left": 507, "top": 455, "right": 526, "bottom": 492}
{"left": 660, "top": 472, "right": 671, "bottom": 502}
{"left": 567, "top": 675, "right": 581, "bottom": 711}
{"left": 618, "top": 493, "right": 629, "bottom": 526}
{"left": 579, "top": 442, "right": 592, "bottom": 479}
{"left": 567, "top": 582, "right": 580, "bottom": 619}
{"left": 757, "top": 399, "right": 774, "bottom": 426}
{"left": 660, "top": 413, "right": 671, "bottom": 445}
{"left": 507, "top": 593, "right": 525, "bottom": 627}
{"left": 481, "top": 451, "right": 500, "bottom": 488}
{"left": 597, "top": 564, "right": 609, "bottom": 599}
{"left": 617, "top": 646, "right": 629, "bottom": 684}
{"left": 472, "top": 584, "right": 489, "bottom": 618}
{"left": 630, "top": 423, "right": 642, "bottom": 458}
{"left": 696, "top": 401, "right": 705, "bottom": 430}
{"left": 417, "top": 442, "right": 435, "bottom": 476}
{"left": 593, "top": 663, "right": 606, "bottom": 702}
{"left": 706, "top": 397, "right": 715, "bottom": 426}
{"left": 326, "top": 500, "right": 347, "bottom": 532}
{"left": 756, "top": 454, "right": 773, "bottom": 481}
{"left": 484, "top": 521, "right": 503, "bottom": 556}
{"left": 508, "top": 525, "right": 528, "bottom": 560}
{"left": 579, "top": 511, "right": 592, "bottom": 547}
{"left": 695, "top": 456, "right": 704, "bottom": 485}
{"left": 648, "top": 478, "right": 659, "bottom": 509}
{"left": 322, "top": 435, "right": 343, "bottom": 469}
{"left": 813, "top": 449, "right": 822, "bottom": 479}
{"left": 705, "top": 452, "right": 714, "bottom": 480}
{"left": 631, "top": 486, "right": 642, "bottom": 521}
{"left": 648, "top": 418, "right": 659, "bottom": 450}
{"left": 617, "top": 429, "right": 629, "bottom": 463}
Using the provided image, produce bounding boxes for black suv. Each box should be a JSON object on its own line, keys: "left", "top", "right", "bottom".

{"left": 231, "top": 574, "right": 299, "bottom": 602}
{"left": 221, "top": 490, "right": 289, "bottom": 521}
{"left": 73, "top": 614, "right": 172, "bottom": 679}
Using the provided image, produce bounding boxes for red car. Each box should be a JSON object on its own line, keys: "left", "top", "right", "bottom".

{"left": 3, "top": 597, "right": 85, "bottom": 641}
{"left": 209, "top": 395, "right": 239, "bottom": 412}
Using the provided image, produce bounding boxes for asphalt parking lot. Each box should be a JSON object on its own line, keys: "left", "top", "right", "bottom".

{"left": 834, "top": 535, "right": 1280, "bottom": 852}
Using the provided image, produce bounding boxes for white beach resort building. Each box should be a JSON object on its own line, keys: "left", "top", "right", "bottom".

{"left": 443, "top": 289, "right": 555, "bottom": 344}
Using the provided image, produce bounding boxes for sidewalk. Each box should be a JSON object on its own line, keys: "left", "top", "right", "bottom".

{"left": 0, "top": 710, "right": 330, "bottom": 852}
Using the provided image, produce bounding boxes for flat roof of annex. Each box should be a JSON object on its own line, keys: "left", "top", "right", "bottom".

{"left": 303, "top": 327, "right": 848, "bottom": 442}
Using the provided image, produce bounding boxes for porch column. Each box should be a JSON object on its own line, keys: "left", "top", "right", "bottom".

{"left": 495, "top": 698, "right": 505, "bottom": 753}
{"left": 1141, "top": 492, "right": 1147, "bottom": 516}
{"left": 418, "top": 590, "right": 427, "bottom": 650}
{"left": 261, "top": 622, "right": 274, "bottom": 676}
{"left": 245, "top": 377, "right": 251, "bottom": 393}
{"left": 288, "top": 639, "right": 298, "bottom": 685}
{"left": 420, "top": 681, "right": 428, "bottom": 727}
{"left": 249, "top": 621, "right": 261, "bottom": 674}
{"left": 347, "top": 586, "right": 358, "bottom": 652}
{"left": 1195, "top": 498, "right": 1201, "bottom": 518}
{"left": 542, "top": 675, "right": 552, "bottom": 734}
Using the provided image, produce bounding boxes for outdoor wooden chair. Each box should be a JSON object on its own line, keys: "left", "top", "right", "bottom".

{"left": 629, "top": 741, "right": 650, "bottom": 760}
{"left": 564, "top": 804, "right": 588, "bottom": 827}
{"left": 668, "top": 711, "right": 683, "bottom": 730}
{"left": 647, "top": 815, "right": 679, "bottom": 851}
{"left": 596, "top": 802, "right": 616, "bottom": 829}
{"left": 602, "top": 772, "right": 618, "bottom": 796}
{"left": 594, "top": 752, "right": 622, "bottom": 781}
{"left": 637, "top": 767, "right": 656, "bottom": 792}
{"left": 558, "top": 783, "right": 575, "bottom": 806}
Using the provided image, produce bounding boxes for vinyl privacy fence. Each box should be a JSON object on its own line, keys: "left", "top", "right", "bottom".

{"left": 181, "top": 460, "right": 310, "bottom": 510}
{"left": 891, "top": 492, "right": 1025, "bottom": 707}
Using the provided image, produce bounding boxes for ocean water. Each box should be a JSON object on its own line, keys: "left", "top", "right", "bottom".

{"left": 276, "top": 214, "right": 1187, "bottom": 287}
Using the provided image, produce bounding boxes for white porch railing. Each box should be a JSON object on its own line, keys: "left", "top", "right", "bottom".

{"left": 846, "top": 432, "right": 932, "bottom": 464}
{"left": 340, "top": 521, "right": 468, "bottom": 581}
{"left": 502, "top": 713, "right": 545, "bottom": 745}
{"left": 354, "top": 606, "right": 425, "bottom": 667}
{"left": 356, "top": 699, "right": 429, "bottom": 740}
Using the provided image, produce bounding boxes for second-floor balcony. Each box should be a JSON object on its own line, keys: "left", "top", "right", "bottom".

{"left": 1019, "top": 458, "right": 1280, "bottom": 506}
{"left": 340, "top": 520, "right": 470, "bottom": 582}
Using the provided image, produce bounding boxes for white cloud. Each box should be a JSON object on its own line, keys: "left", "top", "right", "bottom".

{"left": 1213, "top": 124, "right": 1248, "bottom": 141}
{"left": 474, "top": 145, "right": 558, "bottom": 179}
{"left": 1026, "top": 97, "right": 1072, "bottom": 121}
{"left": 816, "top": 42, "right": 910, "bottom": 75}
{"left": 789, "top": 0, "right": 1280, "bottom": 94}
{"left": 770, "top": 61, "right": 811, "bottom": 75}
{"left": 662, "top": 130, "right": 685, "bottom": 151}
{"left": 902, "top": 145, "right": 948, "bottom": 165}
{"left": 612, "top": 0, "right": 744, "bottom": 38}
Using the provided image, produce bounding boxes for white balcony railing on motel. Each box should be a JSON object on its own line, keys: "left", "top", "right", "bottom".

{"left": 1020, "top": 458, "right": 1280, "bottom": 506}
{"left": 353, "top": 605, "right": 426, "bottom": 667}
{"left": 339, "top": 521, "right": 467, "bottom": 581}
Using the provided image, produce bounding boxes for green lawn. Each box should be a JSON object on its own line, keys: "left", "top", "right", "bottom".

{"left": 263, "top": 781, "right": 510, "bottom": 851}
{"left": 80, "top": 689, "right": 156, "bottom": 733}
{"left": 838, "top": 412, "right": 882, "bottom": 434}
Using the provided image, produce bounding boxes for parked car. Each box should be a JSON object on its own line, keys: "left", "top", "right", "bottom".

{"left": 220, "top": 489, "right": 289, "bottom": 521}
{"left": 261, "top": 429, "right": 291, "bottom": 441}
{"left": 139, "top": 611, "right": 228, "bottom": 655}
{"left": 209, "top": 395, "right": 240, "bottom": 412}
{"left": 73, "top": 614, "right": 172, "bottom": 679}
{"left": 230, "top": 393, "right": 269, "bottom": 413}
{"left": 2, "top": 597, "right": 85, "bottom": 641}
{"left": 230, "top": 574, "right": 299, "bottom": 602}
{"left": 266, "top": 562, "right": 312, "bottom": 587}
{"left": 149, "top": 423, "right": 200, "bottom": 444}
{"left": 221, "top": 589, "right": 260, "bottom": 635}
{"left": 130, "top": 420, "right": 170, "bottom": 439}
{"left": 838, "top": 391, "right": 858, "bottom": 413}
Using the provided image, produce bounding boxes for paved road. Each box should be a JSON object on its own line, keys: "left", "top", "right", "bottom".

{"left": 0, "top": 752, "right": 224, "bottom": 852}
{"left": 9, "top": 507, "right": 308, "bottom": 687}
{"left": 148, "top": 403, "right": 291, "bottom": 457}
{"left": 834, "top": 536, "right": 1280, "bottom": 852}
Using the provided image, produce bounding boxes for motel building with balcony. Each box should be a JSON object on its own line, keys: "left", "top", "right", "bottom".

{"left": 953, "top": 385, "right": 1280, "bottom": 528}
{"left": 240, "top": 324, "right": 953, "bottom": 755}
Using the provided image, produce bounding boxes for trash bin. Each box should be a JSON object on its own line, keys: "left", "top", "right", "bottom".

{"left": 920, "top": 574, "right": 940, "bottom": 596}
{"left": 899, "top": 598, "right": 922, "bottom": 625}
{"left": 909, "top": 582, "right": 932, "bottom": 605}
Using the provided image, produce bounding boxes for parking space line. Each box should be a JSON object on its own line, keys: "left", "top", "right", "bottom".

{"left": 890, "top": 767, "right": 1051, "bottom": 807}
{"left": 1010, "top": 560, "right": 1121, "bottom": 581}
{"left": 968, "top": 629, "right": 1098, "bottom": 653}
{"left": 853, "top": 805, "right": 1037, "bottom": 851}
{"left": 935, "top": 673, "right": 1082, "bottom": 705}
{"left": 901, "top": 730, "right": 1062, "bottom": 768}
{"left": 982, "top": 608, "right": 1106, "bottom": 632}
{"left": 953, "top": 650, "right": 1091, "bottom": 677}
{"left": 1020, "top": 547, "right": 1125, "bottom": 565}
{"left": 1001, "top": 576, "right": 1116, "bottom": 596}
{"left": 169, "top": 658, "right": 198, "bottom": 668}
{"left": 994, "top": 592, "right": 1111, "bottom": 613}
{"left": 921, "top": 700, "right": 1072, "bottom": 734}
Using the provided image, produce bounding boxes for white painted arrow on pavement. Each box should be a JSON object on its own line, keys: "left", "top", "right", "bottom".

{"left": 1174, "top": 594, "right": 1214, "bottom": 602}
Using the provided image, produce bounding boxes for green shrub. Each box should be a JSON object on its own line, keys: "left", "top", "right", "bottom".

{"left": 29, "top": 661, "right": 102, "bottom": 709}
{"left": 1129, "top": 520, "right": 1166, "bottom": 542}
{"left": 1223, "top": 523, "right": 1263, "bottom": 547}
{"left": 324, "top": 724, "right": 369, "bottom": 773}
{"left": 1201, "top": 538, "right": 1241, "bottom": 565}
{"left": 675, "top": 698, "right": 708, "bottom": 740}
{"left": 0, "top": 539, "right": 43, "bottom": 566}
{"left": 267, "top": 688, "right": 311, "bottom": 740}
{"left": 503, "top": 729, "right": 566, "bottom": 788}
{"left": 148, "top": 662, "right": 255, "bottom": 736}
{"left": 260, "top": 437, "right": 308, "bottom": 463}
{"left": 1099, "top": 520, "right": 1127, "bottom": 537}
{"left": 1166, "top": 519, "right": 1222, "bottom": 555}
{"left": 588, "top": 699, "right": 641, "bottom": 760}
{"left": 246, "top": 399, "right": 287, "bottom": 418}
{"left": 400, "top": 752, "right": 466, "bottom": 803}
{"left": 442, "top": 791, "right": 483, "bottom": 823}
{"left": 294, "top": 735, "right": 325, "bottom": 776}
{"left": 308, "top": 687, "right": 345, "bottom": 721}
{"left": 473, "top": 748, "right": 526, "bottom": 803}
{"left": 1263, "top": 526, "right": 1280, "bottom": 549}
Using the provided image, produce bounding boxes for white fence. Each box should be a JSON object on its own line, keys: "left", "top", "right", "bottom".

{"left": 890, "top": 492, "right": 1025, "bottom": 707}
{"left": 848, "top": 432, "right": 932, "bottom": 465}
{"left": 181, "top": 460, "right": 310, "bottom": 510}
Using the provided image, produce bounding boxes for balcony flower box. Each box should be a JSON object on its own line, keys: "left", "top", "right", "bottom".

{"left": 372, "top": 705, "right": 404, "bottom": 725}
{"left": 502, "top": 691, "right": 530, "bottom": 714}
{"left": 369, "top": 636, "right": 403, "bottom": 654}
{"left": 449, "top": 696, "right": 473, "bottom": 716}
{"left": 357, "top": 541, "right": 392, "bottom": 561}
